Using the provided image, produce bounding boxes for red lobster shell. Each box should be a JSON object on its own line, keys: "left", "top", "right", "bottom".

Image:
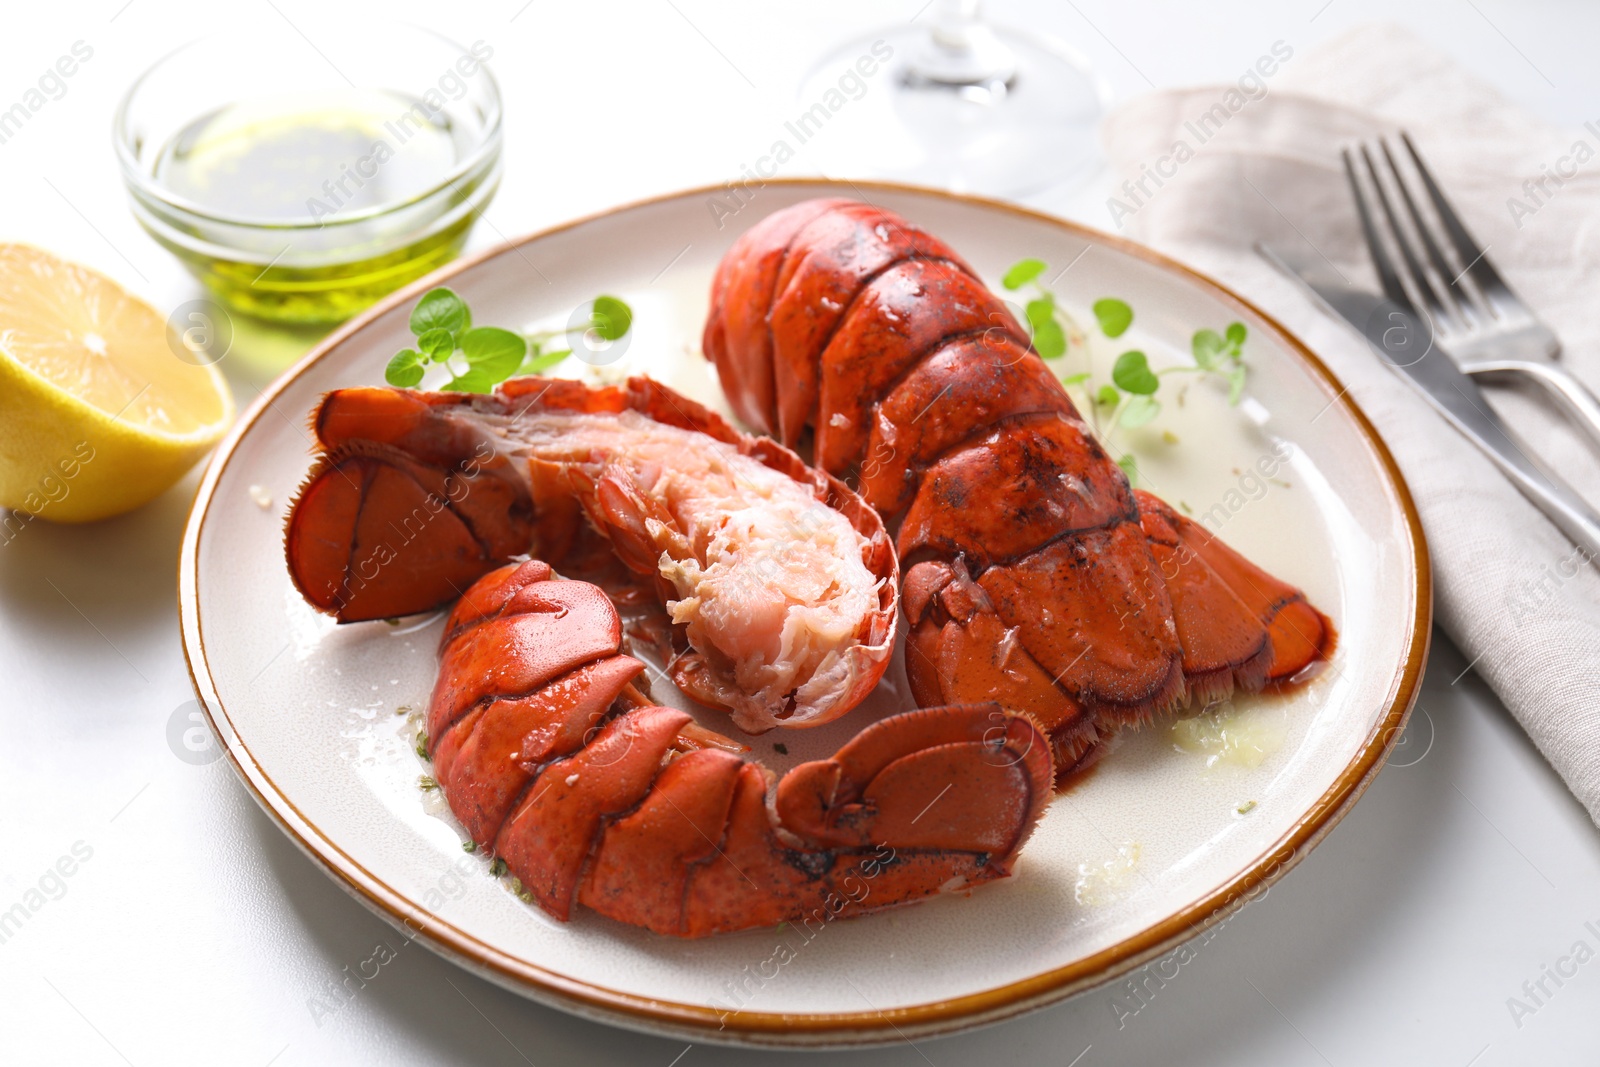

{"left": 704, "top": 198, "right": 1336, "bottom": 776}
{"left": 427, "top": 558, "right": 1053, "bottom": 937}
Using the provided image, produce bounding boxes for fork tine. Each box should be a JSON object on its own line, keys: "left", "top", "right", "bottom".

{"left": 1400, "top": 131, "right": 1509, "bottom": 294}
{"left": 1359, "top": 143, "right": 1451, "bottom": 325}
{"left": 1379, "top": 138, "right": 1476, "bottom": 326}
{"left": 1341, "top": 147, "right": 1414, "bottom": 311}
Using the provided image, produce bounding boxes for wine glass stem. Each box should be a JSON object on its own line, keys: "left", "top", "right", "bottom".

{"left": 908, "top": 0, "right": 1018, "bottom": 87}
{"left": 931, "top": 0, "right": 984, "bottom": 46}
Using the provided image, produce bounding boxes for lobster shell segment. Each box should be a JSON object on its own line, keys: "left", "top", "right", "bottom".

{"left": 704, "top": 199, "right": 1335, "bottom": 761}
{"left": 284, "top": 376, "right": 898, "bottom": 732}
{"left": 430, "top": 560, "right": 1055, "bottom": 937}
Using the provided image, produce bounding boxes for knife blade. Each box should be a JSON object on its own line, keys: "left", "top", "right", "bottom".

{"left": 1259, "top": 243, "right": 1600, "bottom": 562}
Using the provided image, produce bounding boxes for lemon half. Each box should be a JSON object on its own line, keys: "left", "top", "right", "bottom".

{"left": 0, "top": 244, "right": 234, "bottom": 523}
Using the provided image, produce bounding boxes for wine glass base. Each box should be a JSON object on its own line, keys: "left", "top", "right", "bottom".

{"left": 797, "top": 24, "right": 1107, "bottom": 200}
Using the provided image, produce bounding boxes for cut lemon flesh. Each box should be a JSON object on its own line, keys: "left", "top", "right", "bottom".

{"left": 0, "top": 244, "right": 234, "bottom": 523}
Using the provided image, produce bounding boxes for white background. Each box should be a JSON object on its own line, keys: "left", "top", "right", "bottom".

{"left": 2, "top": 1, "right": 1599, "bottom": 1064}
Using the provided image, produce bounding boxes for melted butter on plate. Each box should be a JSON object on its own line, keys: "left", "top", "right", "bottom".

{"left": 1167, "top": 699, "right": 1289, "bottom": 771}
{"left": 1075, "top": 842, "right": 1142, "bottom": 907}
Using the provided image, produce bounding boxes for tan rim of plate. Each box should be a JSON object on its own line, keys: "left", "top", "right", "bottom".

{"left": 178, "top": 179, "right": 1433, "bottom": 1048}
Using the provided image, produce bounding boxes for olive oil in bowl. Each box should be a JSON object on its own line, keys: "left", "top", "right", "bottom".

{"left": 116, "top": 28, "right": 502, "bottom": 325}
{"left": 156, "top": 89, "right": 461, "bottom": 223}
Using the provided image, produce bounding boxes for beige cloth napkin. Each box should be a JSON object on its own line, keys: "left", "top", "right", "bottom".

{"left": 1100, "top": 23, "right": 1600, "bottom": 823}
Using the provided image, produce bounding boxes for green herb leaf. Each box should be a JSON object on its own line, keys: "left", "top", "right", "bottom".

{"left": 1192, "top": 328, "right": 1225, "bottom": 370}
{"left": 1021, "top": 295, "right": 1065, "bottom": 358}
{"left": 1096, "top": 384, "right": 1122, "bottom": 407}
{"left": 385, "top": 349, "right": 425, "bottom": 388}
{"left": 460, "top": 326, "right": 527, "bottom": 382}
{"left": 442, "top": 369, "right": 498, "bottom": 394}
{"left": 410, "top": 287, "right": 470, "bottom": 337}
{"left": 1225, "top": 321, "right": 1248, "bottom": 348}
{"left": 1112, "top": 350, "right": 1159, "bottom": 395}
{"left": 1002, "top": 258, "right": 1047, "bottom": 290}
{"left": 520, "top": 348, "right": 572, "bottom": 375}
{"left": 590, "top": 295, "right": 633, "bottom": 342}
{"left": 1116, "top": 452, "right": 1140, "bottom": 485}
{"left": 1033, "top": 318, "right": 1067, "bottom": 359}
{"left": 1024, "top": 295, "right": 1055, "bottom": 331}
{"left": 1227, "top": 365, "right": 1247, "bottom": 405}
{"left": 1093, "top": 298, "right": 1133, "bottom": 339}
{"left": 1120, "top": 395, "right": 1161, "bottom": 428}
{"left": 1060, "top": 372, "right": 1091, "bottom": 385}
{"left": 417, "top": 328, "right": 455, "bottom": 362}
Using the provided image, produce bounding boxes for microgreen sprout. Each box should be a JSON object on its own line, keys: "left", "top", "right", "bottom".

{"left": 385, "top": 287, "right": 634, "bottom": 392}
{"left": 1001, "top": 260, "right": 1251, "bottom": 484}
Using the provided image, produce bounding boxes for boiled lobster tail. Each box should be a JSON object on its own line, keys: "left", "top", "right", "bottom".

{"left": 429, "top": 559, "right": 1055, "bottom": 937}
{"left": 284, "top": 376, "right": 900, "bottom": 732}
{"left": 704, "top": 199, "right": 1334, "bottom": 772}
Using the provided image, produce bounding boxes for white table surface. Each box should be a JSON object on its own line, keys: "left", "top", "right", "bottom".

{"left": 4, "top": 1, "right": 1599, "bottom": 1063}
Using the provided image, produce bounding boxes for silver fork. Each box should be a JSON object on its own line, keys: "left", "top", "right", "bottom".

{"left": 1343, "top": 131, "right": 1600, "bottom": 447}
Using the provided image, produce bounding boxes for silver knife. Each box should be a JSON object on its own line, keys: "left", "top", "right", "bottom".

{"left": 1260, "top": 244, "right": 1600, "bottom": 563}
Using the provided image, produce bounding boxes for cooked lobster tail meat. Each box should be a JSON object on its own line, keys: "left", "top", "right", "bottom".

{"left": 285, "top": 377, "right": 899, "bottom": 732}
{"left": 429, "top": 560, "right": 1054, "bottom": 937}
{"left": 704, "top": 199, "right": 1335, "bottom": 764}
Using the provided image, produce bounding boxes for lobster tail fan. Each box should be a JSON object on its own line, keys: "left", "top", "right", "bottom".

{"left": 1135, "top": 490, "right": 1335, "bottom": 694}
{"left": 283, "top": 444, "right": 525, "bottom": 623}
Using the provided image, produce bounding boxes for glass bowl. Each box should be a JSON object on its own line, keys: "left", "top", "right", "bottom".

{"left": 114, "top": 21, "right": 502, "bottom": 325}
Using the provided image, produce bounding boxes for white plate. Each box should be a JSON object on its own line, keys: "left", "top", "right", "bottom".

{"left": 179, "top": 181, "right": 1429, "bottom": 1048}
